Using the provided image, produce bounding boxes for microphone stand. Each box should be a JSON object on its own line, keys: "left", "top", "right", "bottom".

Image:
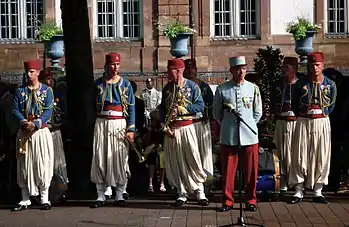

{"left": 223, "top": 109, "right": 265, "bottom": 227}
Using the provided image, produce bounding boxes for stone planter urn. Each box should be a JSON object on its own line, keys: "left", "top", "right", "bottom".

{"left": 294, "top": 31, "right": 316, "bottom": 64}
{"left": 169, "top": 33, "right": 191, "bottom": 58}
{"left": 46, "top": 34, "right": 65, "bottom": 68}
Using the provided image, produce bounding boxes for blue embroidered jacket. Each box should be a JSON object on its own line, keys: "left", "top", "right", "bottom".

{"left": 12, "top": 83, "right": 54, "bottom": 129}
{"left": 95, "top": 77, "right": 136, "bottom": 132}
{"left": 194, "top": 79, "right": 214, "bottom": 122}
{"left": 159, "top": 79, "right": 204, "bottom": 123}
{"left": 292, "top": 75, "right": 337, "bottom": 117}
{"left": 273, "top": 81, "right": 298, "bottom": 116}
{"left": 50, "top": 89, "right": 67, "bottom": 128}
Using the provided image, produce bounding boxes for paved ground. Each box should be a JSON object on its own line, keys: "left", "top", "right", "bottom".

{"left": 0, "top": 193, "right": 349, "bottom": 227}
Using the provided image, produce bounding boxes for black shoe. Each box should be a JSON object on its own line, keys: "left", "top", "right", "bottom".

{"left": 40, "top": 203, "right": 51, "bottom": 210}
{"left": 174, "top": 199, "right": 186, "bottom": 206}
{"left": 11, "top": 205, "right": 28, "bottom": 212}
{"left": 123, "top": 193, "right": 129, "bottom": 200}
{"left": 90, "top": 200, "right": 106, "bottom": 208}
{"left": 220, "top": 205, "right": 232, "bottom": 212}
{"left": 198, "top": 199, "right": 209, "bottom": 206}
{"left": 312, "top": 196, "right": 328, "bottom": 204}
{"left": 288, "top": 196, "right": 302, "bottom": 204}
{"left": 105, "top": 195, "right": 111, "bottom": 200}
{"left": 245, "top": 203, "right": 258, "bottom": 212}
{"left": 114, "top": 200, "right": 128, "bottom": 207}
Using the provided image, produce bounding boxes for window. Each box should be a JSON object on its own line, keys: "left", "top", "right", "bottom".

{"left": 93, "top": 0, "right": 141, "bottom": 41}
{"left": 211, "top": 0, "right": 258, "bottom": 39}
{"left": 0, "top": 0, "right": 43, "bottom": 41}
{"left": 326, "top": 0, "right": 349, "bottom": 34}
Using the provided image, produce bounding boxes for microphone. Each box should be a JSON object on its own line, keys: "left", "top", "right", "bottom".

{"left": 223, "top": 103, "right": 241, "bottom": 118}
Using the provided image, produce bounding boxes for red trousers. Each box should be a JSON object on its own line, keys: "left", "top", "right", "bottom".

{"left": 220, "top": 144, "right": 259, "bottom": 207}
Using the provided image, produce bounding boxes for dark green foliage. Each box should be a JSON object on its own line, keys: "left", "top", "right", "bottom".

{"left": 253, "top": 46, "right": 284, "bottom": 135}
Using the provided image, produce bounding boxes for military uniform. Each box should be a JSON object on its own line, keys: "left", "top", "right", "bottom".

{"left": 184, "top": 59, "right": 214, "bottom": 178}
{"left": 272, "top": 57, "right": 298, "bottom": 192}
{"left": 159, "top": 59, "right": 208, "bottom": 206}
{"left": 90, "top": 53, "right": 135, "bottom": 207}
{"left": 213, "top": 56, "right": 262, "bottom": 211}
{"left": 12, "top": 60, "right": 54, "bottom": 210}
{"left": 288, "top": 52, "right": 337, "bottom": 204}
{"left": 39, "top": 69, "right": 69, "bottom": 188}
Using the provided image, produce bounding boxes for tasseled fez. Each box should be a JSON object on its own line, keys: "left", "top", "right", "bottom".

{"left": 105, "top": 52, "right": 121, "bottom": 64}
{"left": 167, "top": 59, "right": 185, "bottom": 69}
{"left": 24, "top": 60, "right": 41, "bottom": 71}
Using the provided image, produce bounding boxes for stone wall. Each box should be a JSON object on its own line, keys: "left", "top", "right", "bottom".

{"left": 0, "top": 0, "right": 349, "bottom": 73}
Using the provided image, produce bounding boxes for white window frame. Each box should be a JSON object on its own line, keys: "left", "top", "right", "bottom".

{"left": 324, "top": 0, "right": 349, "bottom": 35}
{"left": 92, "top": 0, "right": 142, "bottom": 42}
{"left": 209, "top": 0, "right": 260, "bottom": 40}
{"left": 0, "top": 0, "right": 44, "bottom": 42}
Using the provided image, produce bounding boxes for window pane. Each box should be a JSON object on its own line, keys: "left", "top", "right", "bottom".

{"left": 98, "top": 26, "right": 104, "bottom": 37}
{"left": 224, "top": 13, "right": 230, "bottom": 23}
{"left": 327, "top": 0, "right": 348, "bottom": 34}
{"left": 213, "top": 0, "right": 232, "bottom": 37}
{"left": 122, "top": 0, "right": 141, "bottom": 38}
{"left": 224, "top": 25, "right": 230, "bottom": 36}
{"left": 26, "top": 0, "right": 44, "bottom": 39}
{"left": 328, "top": 0, "right": 334, "bottom": 8}
{"left": 0, "top": 0, "right": 22, "bottom": 39}
{"left": 238, "top": 0, "right": 257, "bottom": 37}
{"left": 214, "top": 25, "right": 221, "bottom": 36}
{"left": 97, "top": 0, "right": 117, "bottom": 38}
{"left": 328, "top": 22, "right": 335, "bottom": 32}
{"left": 215, "top": 13, "right": 221, "bottom": 23}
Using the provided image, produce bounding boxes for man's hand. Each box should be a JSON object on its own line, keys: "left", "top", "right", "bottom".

{"left": 22, "top": 122, "right": 35, "bottom": 133}
{"left": 126, "top": 132, "right": 135, "bottom": 143}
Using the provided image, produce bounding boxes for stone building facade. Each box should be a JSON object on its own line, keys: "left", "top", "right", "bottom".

{"left": 0, "top": 0, "right": 348, "bottom": 73}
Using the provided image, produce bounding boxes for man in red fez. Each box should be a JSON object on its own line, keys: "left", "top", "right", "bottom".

{"left": 159, "top": 58, "right": 209, "bottom": 206}
{"left": 183, "top": 58, "right": 214, "bottom": 193}
{"left": 39, "top": 69, "right": 55, "bottom": 88}
{"left": 91, "top": 52, "right": 135, "bottom": 208}
{"left": 273, "top": 57, "right": 299, "bottom": 196}
{"left": 39, "top": 69, "right": 69, "bottom": 202}
{"left": 288, "top": 52, "right": 337, "bottom": 204}
{"left": 11, "top": 60, "right": 54, "bottom": 211}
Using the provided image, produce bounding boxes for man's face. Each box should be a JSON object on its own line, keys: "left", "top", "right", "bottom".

{"left": 282, "top": 64, "right": 296, "bottom": 80}
{"left": 44, "top": 76, "right": 55, "bottom": 88}
{"left": 230, "top": 65, "right": 247, "bottom": 81}
{"left": 107, "top": 62, "right": 120, "bottom": 75}
{"left": 167, "top": 68, "right": 184, "bottom": 82}
{"left": 146, "top": 81, "right": 153, "bottom": 89}
{"left": 184, "top": 66, "right": 197, "bottom": 79}
{"left": 26, "top": 69, "right": 40, "bottom": 83}
{"left": 309, "top": 62, "right": 324, "bottom": 77}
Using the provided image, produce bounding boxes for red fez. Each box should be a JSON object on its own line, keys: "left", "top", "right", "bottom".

{"left": 184, "top": 59, "right": 197, "bottom": 68}
{"left": 39, "top": 69, "right": 53, "bottom": 80}
{"left": 167, "top": 59, "right": 185, "bottom": 69}
{"left": 105, "top": 52, "right": 121, "bottom": 64}
{"left": 24, "top": 60, "right": 41, "bottom": 71}
{"left": 307, "top": 52, "right": 324, "bottom": 63}
{"left": 283, "top": 57, "right": 298, "bottom": 66}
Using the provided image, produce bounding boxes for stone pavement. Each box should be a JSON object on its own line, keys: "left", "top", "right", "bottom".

{"left": 0, "top": 194, "right": 349, "bottom": 227}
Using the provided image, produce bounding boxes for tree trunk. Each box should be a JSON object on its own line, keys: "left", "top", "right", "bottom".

{"left": 61, "top": 0, "right": 95, "bottom": 199}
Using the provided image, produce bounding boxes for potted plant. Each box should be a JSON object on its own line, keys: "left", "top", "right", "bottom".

{"left": 37, "top": 21, "right": 64, "bottom": 68}
{"left": 286, "top": 17, "right": 321, "bottom": 63}
{"left": 163, "top": 20, "right": 196, "bottom": 58}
